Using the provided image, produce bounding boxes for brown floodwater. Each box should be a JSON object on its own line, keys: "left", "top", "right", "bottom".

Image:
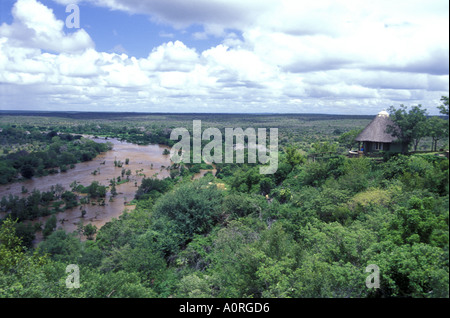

{"left": 0, "top": 137, "right": 174, "bottom": 244}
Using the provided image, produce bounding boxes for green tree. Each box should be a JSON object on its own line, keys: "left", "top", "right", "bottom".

{"left": 311, "top": 141, "right": 338, "bottom": 154}
{"left": 208, "top": 221, "right": 262, "bottom": 297}
{"left": 338, "top": 157, "right": 371, "bottom": 194}
{"left": 437, "top": 96, "right": 449, "bottom": 116}
{"left": 83, "top": 224, "right": 97, "bottom": 240}
{"left": 43, "top": 215, "right": 57, "bottom": 239}
{"left": 87, "top": 181, "right": 106, "bottom": 198}
{"left": 61, "top": 190, "right": 78, "bottom": 209}
{"left": 37, "top": 230, "right": 82, "bottom": 263}
{"left": 0, "top": 218, "right": 25, "bottom": 270}
{"left": 134, "top": 177, "right": 171, "bottom": 200}
{"left": 368, "top": 242, "right": 448, "bottom": 297}
{"left": 80, "top": 267, "right": 156, "bottom": 297}
{"left": 95, "top": 207, "right": 153, "bottom": 254}
{"left": 338, "top": 129, "right": 363, "bottom": 151}
{"left": 285, "top": 146, "right": 306, "bottom": 167}
{"left": 110, "top": 183, "right": 117, "bottom": 196}
{"left": 387, "top": 104, "right": 429, "bottom": 152}
{"left": 0, "top": 219, "right": 52, "bottom": 297}
{"left": 14, "top": 222, "right": 35, "bottom": 248}
{"left": 0, "top": 164, "right": 17, "bottom": 184}
{"left": 20, "top": 164, "right": 35, "bottom": 179}
{"left": 259, "top": 177, "right": 275, "bottom": 196}
{"left": 230, "top": 167, "right": 261, "bottom": 193}
{"left": 222, "top": 193, "right": 265, "bottom": 220}
{"left": 103, "top": 230, "right": 166, "bottom": 285}
{"left": 177, "top": 274, "right": 213, "bottom": 298}
{"left": 152, "top": 179, "right": 223, "bottom": 255}
{"left": 382, "top": 196, "right": 447, "bottom": 247}
{"left": 426, "top": 116, "right": 448, "bottom": 151}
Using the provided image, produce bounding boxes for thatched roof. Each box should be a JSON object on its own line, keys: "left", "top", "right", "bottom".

{"left": 355, "top": 111, "right": 400, "bottom": 143}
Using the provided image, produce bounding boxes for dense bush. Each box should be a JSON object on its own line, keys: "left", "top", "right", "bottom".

{"left": 151, "top": 179, "right": 223, "bottom": 256}
{"left": 0, "top": 113, "right": 448, "bottom": 299}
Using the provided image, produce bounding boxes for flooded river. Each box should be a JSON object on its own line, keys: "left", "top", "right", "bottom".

{"left": 0, "top": 137, "right": 174, "bottom": 243}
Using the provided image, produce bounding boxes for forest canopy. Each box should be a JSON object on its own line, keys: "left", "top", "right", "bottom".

{"left": 0, "top": 106, "right": 448, "bottom": 299}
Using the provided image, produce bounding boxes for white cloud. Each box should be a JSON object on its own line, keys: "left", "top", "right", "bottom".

{"left": 57, "top": 49, "right": 101, "bottom": 77}
{"left": 202, "top": 44, "right": 276, "bottom": 84}
{"left": 0, "top": 0, "right": 448, "bottom": 114}
{"left": 0, "top": 0, "right": 94, "bottom": 53}
{"left": 139, "top": 41, "right": 199, "bottom": 72}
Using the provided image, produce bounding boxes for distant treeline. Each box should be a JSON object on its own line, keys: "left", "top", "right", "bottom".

{"left": 0, "top": 110, "right": 375, "bottom": 121}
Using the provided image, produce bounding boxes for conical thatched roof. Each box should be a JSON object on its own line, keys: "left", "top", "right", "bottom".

{"left": 355, "top": 111, "right": 400, "bottom": 143}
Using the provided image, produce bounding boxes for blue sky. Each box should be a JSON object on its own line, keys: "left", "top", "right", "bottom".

{"left": 1, "top": 0, "right": 225, "bottom": 57}
{"left": 0, "top": 0, "right": 448, "bottom": 114}
{"left": 60, "top": 2, "right": 225, "bottom": 57}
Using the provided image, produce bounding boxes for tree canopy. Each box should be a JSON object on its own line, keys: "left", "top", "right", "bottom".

{"left": 0, "top": 112, "right": 448, "bottom": 299}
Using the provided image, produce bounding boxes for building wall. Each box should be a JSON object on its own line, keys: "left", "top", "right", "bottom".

{"left": 362, "top": 141, "right": 405, "bottom": 154}
{"left": 389, "top": 142, "right": 404, "bottom": 153}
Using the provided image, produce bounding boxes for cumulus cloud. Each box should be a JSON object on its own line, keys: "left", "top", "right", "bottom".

{"left": 0, "top": 0, "right": 93, "bottom": 53}
{"left": 139, "top": 41, "right": 200, "bottom": 72}
{"left": 0, "top": 0, "right": 448, "bottom": 114}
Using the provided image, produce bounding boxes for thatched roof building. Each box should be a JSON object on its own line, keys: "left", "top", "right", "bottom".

{"left": 355, "top": 110, "right": 407, "bottom": 154}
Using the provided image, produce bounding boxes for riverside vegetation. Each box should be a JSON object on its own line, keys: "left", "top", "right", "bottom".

{"left": 0, "top": 99, "right": 448, "bottom": 298}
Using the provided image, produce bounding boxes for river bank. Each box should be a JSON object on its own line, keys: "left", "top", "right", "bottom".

{"left": 0, "top": 137, "right": 172, "bottom": 244}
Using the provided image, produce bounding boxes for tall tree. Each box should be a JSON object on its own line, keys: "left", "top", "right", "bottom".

{"left": 285, "top": 146, "right": 306, "bottom": 167}
{"left": 387, "top": 104, "right": 429, "bottom": 152}
{"left": 437, "top": 96, "right": 449, "bottom": 116}
{"left": 43, "top": 215, "right": 57, "bottom": 238}
{"left": 338, "top": 128, "right": 363, "bottom": 150}
{"left": 426, "top": 116, "right": 448, "bottom": 151}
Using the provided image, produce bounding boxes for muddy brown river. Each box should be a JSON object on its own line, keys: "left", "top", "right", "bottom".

{"left": 0, "top": 137, "right": 177, "bottom": 244}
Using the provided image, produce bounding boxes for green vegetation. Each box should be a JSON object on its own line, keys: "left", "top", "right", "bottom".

{"left": 388, "top": 101, "right": 449, "bottom": 153}
{"left": 0, "top": 127, "right": 112, "bottom": 184}
{"left": 0, "top": 101, "right": 448, "bottom": 298}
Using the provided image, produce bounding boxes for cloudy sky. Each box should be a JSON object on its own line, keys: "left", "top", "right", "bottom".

{"left": 0, "top": 0, "right": 448, "bottom": 114}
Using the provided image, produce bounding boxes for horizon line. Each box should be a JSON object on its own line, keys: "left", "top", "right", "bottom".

{"left": 0, "top": 109, "right": 380, "bottom": 117}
